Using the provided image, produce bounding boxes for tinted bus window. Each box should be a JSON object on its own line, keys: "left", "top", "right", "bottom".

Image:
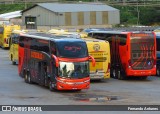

{"left": 157, "top": 38, "right": 160, "bottom": 51}
{"left": 50, "top": 42, "right": 56, "bottom": 55}
{"left": 19, "top": 36, "right": 25, "bottom": 47}
{"left": 57, "top": 42, "right": 88, "bottom": 58}
{"left": 12, "top": 34, "right": 19, "bottom": 44}
{"left": 118, "top": 34, "right": 127, "bottom": 45}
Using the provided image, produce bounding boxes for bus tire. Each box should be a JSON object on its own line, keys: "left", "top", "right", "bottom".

{"left": 44, "top": 73, "right": 48, "bottom": 86}
{"left": 112, "top": 69, "right": 118, "bottom": 79}
{"left": 117, "top": 70, "right": 121, "bottom": 80}
{"left": 27, "top": 72, "right": 32, "bottom": 84}
{"left": 12, "top": 61, "right": 16, "bottom": 65}
{"left": 49, "top": 80, "right": 54, "bottom": 92}
{"left": 24, "top": 72, "right": 28, "bottom": 83}
{"left": 11, "top": 55, "right": 16, "bottom": 65}
{"left": 156, "top": 66, "right": 160, "bottom": 76}
{"left": 118, "top": 70, "right": 125, "bottom": 80}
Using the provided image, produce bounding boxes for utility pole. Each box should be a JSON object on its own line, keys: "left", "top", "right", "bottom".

{"left": 25, "top": 0, "right": 27, "bottom": 9}
{"left": 137, "top": 2, "right": 140, "bottom": 25}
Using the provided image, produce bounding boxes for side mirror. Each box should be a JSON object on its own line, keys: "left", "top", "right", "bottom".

{"left": 51, "top": 54, "right": 59, "bottom": 67}
{"left": 89, "top": 55, "right": 96, "bottom": 67}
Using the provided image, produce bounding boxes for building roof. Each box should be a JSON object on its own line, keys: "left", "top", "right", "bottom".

{"left": 0, "top": 10, "right": 21, "bottom": 20}
{"left": 23, "top": 3, "right": 119, "bottom": 13}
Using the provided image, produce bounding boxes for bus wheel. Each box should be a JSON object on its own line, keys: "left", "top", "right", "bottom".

{"left": 117, "top": 70, "right": 121, "bottom": 80}
{"left": 24, "top": 73, "right": 28, "bottom": 83}
{"left": 117, "top": 70, "right": 125, "bottom": 80}
{"left": 27, "top": 73, "right": 32, "bottom": 84}
{"left": 12, "top": 61, "right": 16, "bottom": 65}
{"left": 49, "top": 80, "right": 54, "bottom": 91}
{"left": 11, "top": 56, "right": 16, "bottom": 65}
{"left": 156, "top": 67, "right": 160, "bottom": 76}
{"left": 112, "top": 69, "right": 117, "bottom": 79}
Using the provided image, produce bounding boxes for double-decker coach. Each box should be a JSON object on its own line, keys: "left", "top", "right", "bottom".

{"left": 18, "top": 33, "right": 95, "bottom": 91}
{"left": 88, "top": 31, "right": 156, "bottom": 80}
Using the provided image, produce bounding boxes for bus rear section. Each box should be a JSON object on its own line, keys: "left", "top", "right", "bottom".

{"left": 0, "top": 25, "right": 20, "bottom": 48}
{"left": 18, "top": 33, "right": 95, "bottom": 91}
{"left": 127, "top": 32, "right": 156, "bottom": 77}
{"left": 155, "top": 33, "right": 160, "bottom": 76}
{"left": 9, "top": 30, "right": 26, "bottom": 65}
{"left": 84, "top": 38, "right": 110, "bottom": 80}
{"left": 89, "top": 31, "right": 156, "bottom": 79}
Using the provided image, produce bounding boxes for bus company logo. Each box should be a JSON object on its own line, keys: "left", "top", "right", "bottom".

{"left": 148, "top": 61, "right": 151, "bottom": 66}
{"left": 93, "top": 44, "right": 100, "bottom": 51}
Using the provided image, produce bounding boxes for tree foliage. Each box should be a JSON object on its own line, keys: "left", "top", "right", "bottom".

{"left": 0, "top": 4, "right": 33, "bottom": 14}
{"left": 113, "top": 5, "right": 160, "bottom": 26}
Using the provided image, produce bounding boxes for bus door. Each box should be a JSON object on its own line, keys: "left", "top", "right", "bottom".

{"left": 50, "top": 41, "right": 57, "bottom": 83}
{"left": 38, "top": 61, "right": 47, "bottom": 85}
{"left": 51, "top": 60, "right": 57, "bottom": 83}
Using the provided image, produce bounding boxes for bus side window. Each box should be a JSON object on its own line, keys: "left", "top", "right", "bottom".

{"left": 11, "top": 33, "right": 19, "bottom": 44}
{"left": 14, "top": 34, "right": 19, "bottom": 44}
{"left": 19, "top": 36, "right": 24, "bottom": 47}
{"left": 119, "top": 35, "right": 127, "bottom": 46}
{"left": 88, "top": 33, "right": 92, "bottom": 37}
{"left": 50, "top": 42, "right": 56, "bottom": 55}
{"left": 93, "top": 33, "right": 98, "bottom": 38}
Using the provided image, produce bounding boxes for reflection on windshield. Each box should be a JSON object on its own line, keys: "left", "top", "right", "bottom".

{"left": 59, "top": 61, "right": 89, "bottom": 79}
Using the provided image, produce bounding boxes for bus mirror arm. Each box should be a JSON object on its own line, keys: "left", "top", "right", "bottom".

{"left": 89, "top": 56, "right": 96, "bottom": 67}
{"left": 51, "top": 54, "right": 59, "bottom": 67}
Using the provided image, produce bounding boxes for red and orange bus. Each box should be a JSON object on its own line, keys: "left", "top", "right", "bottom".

{"left": 88, "top": 31, "right": 156, "bottom": 79}
{"left": 18, "top": 32, "right": 95, "bottom": 91}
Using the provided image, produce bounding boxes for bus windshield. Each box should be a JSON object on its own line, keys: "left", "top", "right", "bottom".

{"left": 58, "top": 61, "right": 89, "bottom": 79}
{"left": 56, "top": 42, "right": 88, "bottom": 58}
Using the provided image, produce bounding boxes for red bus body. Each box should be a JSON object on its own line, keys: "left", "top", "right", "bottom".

{"left": 18, "top": 33, "right": 95, "bottom": 90}
{"left": 88, "top": 31, "right": 156, "bottom": 79}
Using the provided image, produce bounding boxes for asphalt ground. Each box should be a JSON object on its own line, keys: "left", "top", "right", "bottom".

{"left": 0, "top": 48, "right": 160, "bottom": 113}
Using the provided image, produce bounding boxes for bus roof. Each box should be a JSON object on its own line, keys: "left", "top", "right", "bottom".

{"left": 82, "top": 37, "right": 108, "bottom": 42}
{"left": 12, "top": 30, "right": 27, "bottom": 34}
{"left": 20, "top": 32, "right": 85, "bottom": 42}
{"left": 89, "top": 30, "right": 154, "bottom": 34}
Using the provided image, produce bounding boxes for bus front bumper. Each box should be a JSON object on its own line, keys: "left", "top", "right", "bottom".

{"left": 90, "top": 73, "right": 110, "bottom": 80}
{"left": 56, "top": 77, "right": 90, "bottom": 90}
{"left": 127, "top": 68, "right": 156, "bottom": 76}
